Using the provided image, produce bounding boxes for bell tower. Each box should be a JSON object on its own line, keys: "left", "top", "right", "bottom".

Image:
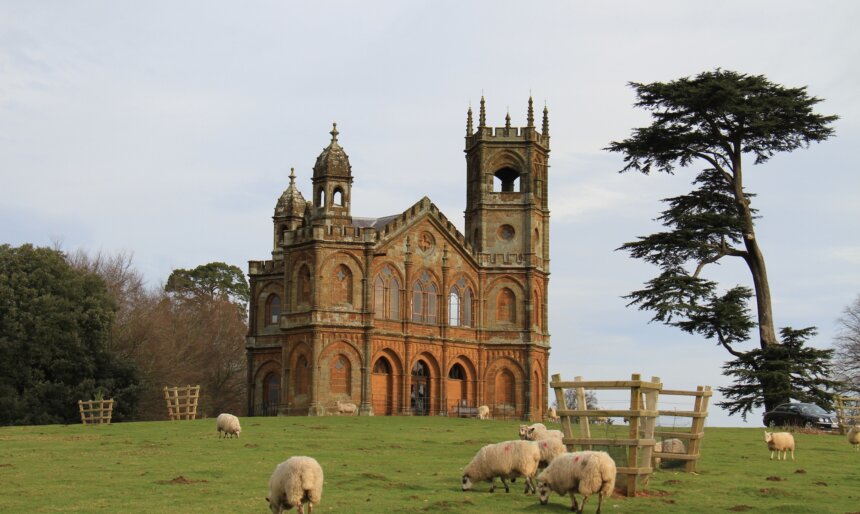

{"left": 311, "top": 123, "right": 353, "bottom": 226}
{"left": 464, "top": 96, "right": 550, "bottom": 271}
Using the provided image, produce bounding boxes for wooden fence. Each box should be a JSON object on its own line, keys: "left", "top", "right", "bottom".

{"left": 78, "top": 398, "right": 114, "bottom": 425}
{"left": 834, "top": 395, "right": 860, "bottom": 435}
{"left": 551, "top": 373, "right": 661, "bottom": 497}
{"left": 164, "top": 385, "right": 200, "bottom": 420}
{"left": 654, "top": 386, "right": 712, "bottom": 472}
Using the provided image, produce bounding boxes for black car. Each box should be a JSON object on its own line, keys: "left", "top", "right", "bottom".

{"left": 762, "top": 402, "right": 839, "bottom": 430}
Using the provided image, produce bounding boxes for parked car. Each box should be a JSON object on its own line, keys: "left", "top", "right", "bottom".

{"left": 762, "top": 402, "right": 839, "bottom": 430}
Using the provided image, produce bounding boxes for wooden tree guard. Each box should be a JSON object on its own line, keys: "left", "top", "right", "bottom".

{"left": 551, "top": 373, "right": 661, "bottom": 497}
{"left": 654, "top": 386, "right": 712, "bottom": 472}
{"left": 834, "top": 395, "right": 860, "bottom": 435}
{"left": 78, "top": 398, "right": 114, "bottom": 425}
{"left": 163, "top": 385, "right": 200, "bottom": 420}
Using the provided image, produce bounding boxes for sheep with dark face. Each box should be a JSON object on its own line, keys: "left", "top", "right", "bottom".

{"left": 267, "top": 456, "right": 323, "bottom": 514}
{"left": 537, "top": 451, "right": 616, "bottom": 514}
{"left": 461, "top": 440, "right": 540, "bottom": 494}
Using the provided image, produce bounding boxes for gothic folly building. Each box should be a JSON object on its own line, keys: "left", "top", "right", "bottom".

{"left": 246, "top": 97, "right": 551, "bottom": 420}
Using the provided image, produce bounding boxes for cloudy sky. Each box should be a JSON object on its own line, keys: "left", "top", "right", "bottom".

{"left": 2, "top": 1, "right": 858, "bottom": 426}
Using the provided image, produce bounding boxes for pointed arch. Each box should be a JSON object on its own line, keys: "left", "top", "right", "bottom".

{"left": 297, "top": 264, "right": 312, "bottom": 307}
{"left": 333, "top": 264, "right": 353, "bottom": 305}
{"left": 497, "top": 287, "right": 516, "bottom": 323}
{"left": 266, "top": 294, "right": 281, "bottom": 325}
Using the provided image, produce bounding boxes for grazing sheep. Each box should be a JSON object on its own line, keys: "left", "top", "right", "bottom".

{"left": 477, "top": 405, "right": 490, "bottom": 420}
{"left": 216, "top": 413, "right": 241, "bottom": 439}
{"left": 267, "top": 456, "right": 324, "bottom": 514}
{"left": 527, "top": 425, "right": 564, "bottom": 442}
{"left": 519, "top": 423, "right": 546, "bottom": 440}
{"left": 653, "top": 438, "right": 686, "bottom": 468}
{"left": 336, "top": 400, "right": 357, "bottom": 416}
{"left": 534, "top": 436, "right": 567, "bottom": 468}
{"left": 461, "top": 440, "right": 541, "bottom": 494}
{"left": 764, "top": 431, "right": 795, "bottom": 461}
{"left": 537, "top": 451, "right": 617, "bottom": 514}
{"left": 547, "top": 407, "right": 560, "bottom": 423}
{"left": 847, "top": 426, "right": 860, "bottom": 451}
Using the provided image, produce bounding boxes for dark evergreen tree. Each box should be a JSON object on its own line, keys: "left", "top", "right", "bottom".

{"left": 606, "top": 69, "right": 838, "bottom": 414}
{"left": 0, "top": 244, "right": 140, "bottom": 425}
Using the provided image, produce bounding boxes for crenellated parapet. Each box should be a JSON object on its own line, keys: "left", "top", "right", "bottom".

{"left": 249, "top": 259, "right": 283, "bottom": 276}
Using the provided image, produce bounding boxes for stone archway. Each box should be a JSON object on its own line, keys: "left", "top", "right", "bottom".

{"left": 411, "top": 360, "right": 431, "bottom": 416}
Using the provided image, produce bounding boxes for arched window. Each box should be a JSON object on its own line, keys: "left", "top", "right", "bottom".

{"left": 463, "top": 287, "right": 473, "bottom": 327}
{"left": 330, "top": 355, "right": 351, "bottom": 396}
{"left": 390, "top": 277, "right": 400, "bottom": 320}
{"left": 317, "top": 188, "right": 326, "bottom": 207}
{"left": 297, "top": 265, "right": 311, "bottom": 306}
{"left": 374, "top": 277, "right": 385, "bottom": 319}
{"left": 294, "top": 355, "right": 309, "bottom": 396}
{"left": 333, "top": 264, "right": 352, "bottom": 305}
{"left": 411, "top": 271, "right": 438, "bottom": 324}
{"left": 448, "top": 363, "right": 466, "bottom": 380}
{"left": 496, "top": 369, "right": 515, "bottom": 405}
{"left": 533, "top": 289, "right": 541, "bottom": 329}
{"left": 333, "top": 187, "right": 344, "bottom": 206}
{"left": 266, "top": 294, "right": 281, "bottom": 325}
{"left": 448, "top": 288, "right": 460, "bottom": 326}
{"left": 497, "top": 288, "right": 516, "bottom": 323}
{"left": 493, "top": 167, "right": 521, "bottom": 193}
{"left": 373, "top": 267, "right": 401, "bottom": 320}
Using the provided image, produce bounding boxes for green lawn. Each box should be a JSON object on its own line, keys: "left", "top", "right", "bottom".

{"left": 0, "top": 416, "right": 858, "bottom": 513}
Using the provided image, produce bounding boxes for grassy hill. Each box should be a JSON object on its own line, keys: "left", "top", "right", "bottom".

{"left": 0, "top": 416, "right": 858, "bottom": 513}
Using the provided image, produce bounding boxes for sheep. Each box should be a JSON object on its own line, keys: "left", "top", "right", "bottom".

{"left": 847, "top": 426, "right": 860, "bottom": 451}
{"left": 267, "top": 456, "right": 324, "bottom": 514}
{"left": 336, "top": 400, "right": 357, "bottom": 416}
{"left": 477, "top": 405, "right": 490, "bottom": 420}
{"left": 216, "top": 413, "right": 241, "bottom": 439}
{"left": 461, "top": 440, "right": 541, "bottom": 494}
{"left": 764, "top": 431, "right": 795, "bottom": 461}
{"left": 519, "top": 423, "right": 546, "bottom": 440}
{"left": 527, "top": 424, "right": 564, "bottom": 442}
{"left": 534, "top": 436, "right": 567, "bottom": 468}
{"left": 537, "top": 451, "right": 617, "bottom": 514}
{"left": 547, "top": 407, "right": 560, "bottom": 423}
{"left": 653, "top": 438, "right": 686, "bottom": 468}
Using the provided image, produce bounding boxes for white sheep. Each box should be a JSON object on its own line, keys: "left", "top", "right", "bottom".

{"left": 520, "top": 423, "right": 546, "bottom": 440}
{"left": 534, "top": 436, "right": 567, "bottom": 468}
{"left": 764, "top": 431, "right": 795, "bottom": 461}
{"left": 267, "top": 456, "right": 324, "bottom": 514}
{"left": 216, "top": 413, "right": 241, "bottom": 439}
{"left": 547, "top": 407, "right": 560, "bottom": 423}
{"left": 336, "top": 400, "right": 357, "bottom": 416}
{"left": 537, "top": 450, "right": 617, "bottom": 514}
{"left": 519, "top": 423, "right": 546, "bottom": 440}
{"left": 653, "top": 438, "right": 686, "bottom": 468}
{"left": 477, "top": 405, "right": 490, "bottom": 420}
{"left": 461, "top": 440, "right": 541, "bottom": 494}
{"left": 527, "top": 424, "right": 564, "bottom": 442}
{"left": 847, "top": 426, "right": 860, "bottom": 451}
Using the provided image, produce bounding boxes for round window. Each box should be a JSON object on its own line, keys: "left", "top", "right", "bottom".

{"left": 497, "top": 224, "right": 515, "bottom": 241}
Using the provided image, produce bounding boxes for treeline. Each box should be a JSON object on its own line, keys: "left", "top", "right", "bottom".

{"left": 0, "top": 244, "right": 247, "bottom": 425}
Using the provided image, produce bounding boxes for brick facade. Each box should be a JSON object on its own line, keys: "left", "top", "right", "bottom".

{"left": 246, "top": 98, "right": 551, "bottom": 420}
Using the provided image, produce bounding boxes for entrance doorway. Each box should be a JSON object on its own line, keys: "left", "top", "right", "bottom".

{"left": 411, "top": 360, "right": 430, "bottom": 416}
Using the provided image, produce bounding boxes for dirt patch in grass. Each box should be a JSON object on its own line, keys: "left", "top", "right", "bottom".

{"left": 794, "top": 469, "right": 806, "bottom": 474}
{"left": 243, "top": 443, "right": 258, "bottom": 448}
{"left": 360, "top": 472, "right": 389, "bottom": 481}
{"left": 664, "top": 480, "right": 682, "bottom": 485}
{"left": 728, "top": 506, "right": 754, "bottom": 512}
{"left": 815, "top": 481, "right": 828, "bottom": 486}
{"left": 422, "top": 500, "right": 456, "bottom": 511}
{"left": 635, "top": 489, "right": 672, "bottom": 497}
{"left": 766, "top": 476, "right": 784, "bottom": 481}
{"left": 0, "top": 463, "right": 13, "bottom": 467}
{"left": 155, "top": 475, "right": 209, "bottom": 485}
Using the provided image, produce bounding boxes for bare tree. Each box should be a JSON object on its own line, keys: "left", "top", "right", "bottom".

{"left": 834, "top": 295, "right": 860, "bottom": 394}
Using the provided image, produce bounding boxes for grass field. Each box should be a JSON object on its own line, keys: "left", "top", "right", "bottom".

{"left": 1, "top": 416, "right": 858, "bottom": 513}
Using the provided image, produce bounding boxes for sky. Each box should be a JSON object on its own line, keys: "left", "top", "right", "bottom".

{"left": 2, "top": 1, "right": 859, "bottom": 427}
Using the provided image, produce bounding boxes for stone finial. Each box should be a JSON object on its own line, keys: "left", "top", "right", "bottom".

{"left": 466, "top": 105, "right": 473, "bottom": 135}
{"left": 505, "top": 109, "right": 511, "bottom": 129}
{"left": 542, "top": 103, "right": 550, "bottom": 137}
{"left": 330, "top": 122, "right": 339, "bottom": 143}
{"left": 527, "top": 95, "right": 534, "bottom": 127}
{"left": 478, "top": 95, "right": 486, "bottom": 127}
{"left": 289, "top": 167, "right": 296, "bottom": 184}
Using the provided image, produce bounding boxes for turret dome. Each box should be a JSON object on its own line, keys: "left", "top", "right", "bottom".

{"left": 313, "top": 123, "right": 352, "bottom": 178}
{"left": 274, "top": 168, "right": 307, "bottom": 218}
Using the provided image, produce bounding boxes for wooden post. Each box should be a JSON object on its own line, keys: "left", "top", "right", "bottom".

{"left": 685, "top": 386, "right": 711, "bottom": 472}
{"left": 78, "top": 399, "right": 114, "bottom": 425}
{"left": 574, "top": 376, "right": 591, "bottom": 449}
{"left": 551, "top": 374, "right": 573, "bottom": 449}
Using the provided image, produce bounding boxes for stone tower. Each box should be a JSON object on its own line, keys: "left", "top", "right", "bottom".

{"left": 311, "top": 123, "right": 353, "bottom": 226}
